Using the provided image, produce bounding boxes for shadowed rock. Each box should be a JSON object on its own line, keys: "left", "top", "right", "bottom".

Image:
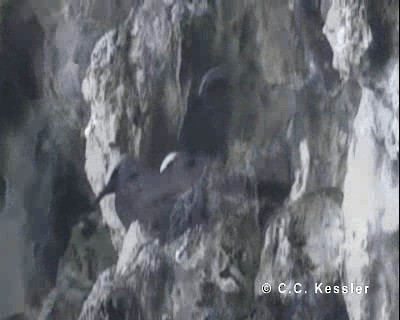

{"left": 1, "top": 314, "right": 27, "bottom": 320}
{"left": 294, "top": 0, "right": 340, "bottom": 93}
{"left": 0, "top": 175, "right": 6, "bottom": 212}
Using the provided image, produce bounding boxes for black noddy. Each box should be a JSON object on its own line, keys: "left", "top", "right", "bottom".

{"left": 159, "top": 65, "right": 231, "bottom": 174}
{"left": 177, "top": 65, "right": 231, "bottom": 158}
{"left": 94, "top": 154, "right": 208, "bottom": 240}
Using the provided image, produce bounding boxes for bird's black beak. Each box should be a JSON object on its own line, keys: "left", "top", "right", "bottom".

{"left": 92, "top": 187, "right": 110, "bottom": 208}
{"left": 88, "top": 189, "right": 107, "bottom": 212}
{"left": 90, "top": 167, "right": 119, "bottom": 211}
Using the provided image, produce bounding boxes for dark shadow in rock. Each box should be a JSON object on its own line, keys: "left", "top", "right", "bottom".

{"left": 293, "top": 0, "right": 340, "bottom": 93}
{"left": 72, "top": 22, "right": 105, "bottom": 71}
{"left": 257, "top": 180, "right": 292, "bottom": 232}
{"left": 0, "top": 313, "right": 27, "bottom": 320}
{"left": 257, "top": 181, "right": 292, "bottom": 205}
{"left": 33, "top": 240, "right": 62, "bottom": 287}
{"left": 79, "top": 216, "right": 98, "bottom": 239}
{"left": 392, "top": 154, "right": 399, "bottom": 187}
{"left": 168, "top": 180, "right": 207, "bottom": 241}
{"left": 25, "top": 127, "right": 95, "bottom": 305}
{"left": 255, "top": 133, "right": 294, "bottom": 233}
{"left": 0, "top": 0, "right": 44, "bottom": 128}
{"left": 146, "top": 100, "right": 177, "bottom": 169}
{"left": 366, "top": 2, "right": 393, "bottom": 70}
{"left": 0, "top": 175, "right": 6, "bottom": 212}
{"left": 106, "top": 288, "right": 144, "bottom": 320}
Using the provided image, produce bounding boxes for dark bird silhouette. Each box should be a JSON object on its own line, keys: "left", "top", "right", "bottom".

{"left": 94, "top": 154, "right": 208, "bottom": 240}
{"left": 158, "top": 66, "right": 231, "bottom": 180}
{"left": 177, "top": 66, "right": 231, "bottom": 158}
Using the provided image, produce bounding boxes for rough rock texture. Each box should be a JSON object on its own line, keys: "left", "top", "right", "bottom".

{"left": 0, "top": 0, "right": 398, "bottom": 319}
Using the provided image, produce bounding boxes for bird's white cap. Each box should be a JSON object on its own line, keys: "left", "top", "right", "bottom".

{"left": 160, "top": 152, "right": 178, "bottom": 174}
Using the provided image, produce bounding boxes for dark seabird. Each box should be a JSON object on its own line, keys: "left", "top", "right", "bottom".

{"left": 159, "top": 66, "right": 231, "bottom": 175}
{"left": 94, "top": 154, "right": 208, "bottom": 240}
{"left": 177, "top": 66, "right": 231, "bottom": 158}
{"left": 94, "top": 66, "right": 231, "bottom": 239}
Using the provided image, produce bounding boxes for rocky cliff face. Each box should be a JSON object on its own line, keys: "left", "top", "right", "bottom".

{"left": 0, "top": 0, "right": 398, "bottom": 319}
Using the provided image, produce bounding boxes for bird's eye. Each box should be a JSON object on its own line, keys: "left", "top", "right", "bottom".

{"left": 187, "top": 158, "right": 196, "bottom": 168}
{"left": 128, "top": 173, "right": 138, "bottom": 180}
